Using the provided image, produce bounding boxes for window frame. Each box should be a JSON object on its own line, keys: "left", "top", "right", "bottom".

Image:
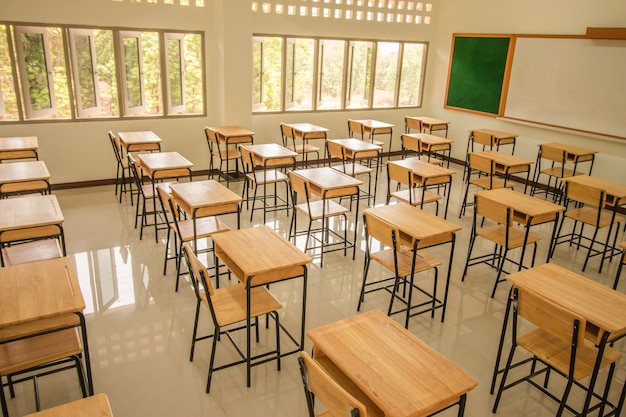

{"left": 164, "top": 32, "right": 186, "bottom": 115}
{"left": 69, "top": 28, "right": 102, "bottom": 117}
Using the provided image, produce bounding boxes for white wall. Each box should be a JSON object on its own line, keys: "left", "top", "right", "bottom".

{"left": 1, "top": 0, "right": 624, "bottom": 184}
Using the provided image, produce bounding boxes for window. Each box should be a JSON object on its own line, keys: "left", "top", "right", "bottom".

{"left": 0, "top": 22, "right": 205, "bottom": 122}
{"left": 253, "top": 34, "right": 427, "bottom": 112}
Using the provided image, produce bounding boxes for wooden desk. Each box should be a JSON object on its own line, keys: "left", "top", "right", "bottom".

{"left": 117, "top": 131, "right": 162, "bottom": 154}
{"left": 387, "top": 158, "right": 455, "bottom": 218}
{"left": 405, "top": 116, "right": 450, "bottom": 137}
{"left": 0, "top": 136, "right": 38, "bottom": 161}
{"left": 0, "top": 160, "right": 50, "bottom": 197}
{"left": 23, "top": 393, "right": 113, "bottom": 417}
{"left": 211, "top": 226, "right": 311, "bottom": 386}
{"left": 282, "top": 123, "right": 328, "bottom": 140}
{"left": 137, "top": 151, "right": 193, "bottom": 181}
{"left": 240, "top": 144, "right": 297, "bottom": 222}
{"left": 468, "top": 128, "right": 518, "bottom": 153}
{"left": 327, "top": 138, "right": 382, "bottom": 205}
{"left": 0, "top": 257, "right": 93, "bottom": 395}
{"left": 478, "top": 150, "right": 534, "bottom": 193}
{"left": 540, "top": 142, "right": 597, "bottom": 170}
{"left": 401, "top": 132, "right": 454, "bottom": 166}
{"left": 494, "top": 263, "right": 626, "bottom": 415}
{"left": 0, "top": 195, "right": 65, "bottom": 259}
{"left": 308, "top": 310, "right": 477, "bottom": 417}
{"left": 478, "top": 188, "right": 565, "bottom": 262}
{"left": 352, "top": 119, "right": 394, "bottom": 155}
{"left": 209, "top": 125, "right": 254, "bottom": 146}
{"left": 364, "top": 203, "right": 461, "bottom": 322}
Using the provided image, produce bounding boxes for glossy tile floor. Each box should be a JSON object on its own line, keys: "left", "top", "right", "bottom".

{"left": 6, "top": 161, "right": 626, "bottom": 417}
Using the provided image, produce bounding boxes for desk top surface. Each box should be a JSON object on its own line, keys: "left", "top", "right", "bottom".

{"left": 0, "top": 194, "right": 63, "bottom": 231}
{"left": 402, "top": 132, "right": 454, "bottom": 145}
{"left": 292, "top": 167, "right": 363, "bottom": 189}
{"left": 328, "top": 138, "right": 382, "bottom": 152}
{"left": 170, "top": 180, "right": 241, "bottom": 210}
{"left": 365, "top": 203, "right": 461, "bottom": 241}
{"left": 540, "top": 142, "right": 598, "bottom": 157}
{"left": 508, "top": 263, "right": 626, "bottom": 341}
{"left": 477, "top": 188, "right": 565, "bottom": 217}
{"left": 208, "top": 125, "right": 255, "bottom": 138}
{"left": 242, "top": 143, "right": 298, "bottom": 159}
{"left": 406, "top": 116, "right": 450, "bottom": 126}
{"left": 118, "top": 131, "right": 162, "bottom": 145}
{"left": 0, "top": 161, "right": 50, "bottom": 183}
{"left": 353, "top": 119, "right": 394, "bottom": 129}
{"left": 478, "top": 150, "right": 534, "bottom": 167}
{"left": 0, "top": 257, "right": 84, "bottom": 327}
{"left": 23, "top": 393, "right": 112, "bottom": 417}
{"left": 137, "top": 151, "right": 193, "bottom": 170}
{"left": 308, "top": 310, "right": 477, "bottom": 417}
{"left": 212, "top": 225, "right": 311, "bottom": 282}
{"left": 389, "top": 157, "right": 455, "bottom": 178}
{"left": 0, "top": 136, "right": 38, "bottom": 151}
{"left": 282, "top": 122, "right": 328, "bottom": 133}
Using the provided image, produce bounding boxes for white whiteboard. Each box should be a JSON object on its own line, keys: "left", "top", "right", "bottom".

{"left": 504, "top": 37, "right": 626, "bottom": 139}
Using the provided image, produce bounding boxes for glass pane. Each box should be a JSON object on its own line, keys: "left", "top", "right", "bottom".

{"left": 75, "top": 34, "right": 97, "bottom": 109}
{"left": 255, "top": 37, "right": 282, "bottom": 112}
{"left": 123, "top": 37, "right": 142, "bottom": 108}
{"left": 167, "top": 38, "right": 183, "bottom": 108}
{"left": 286, "top": 38, "right": 314, "bottom": 111}
{"left": 94, "top": 30, "right": 118, "bottom": 116}
{"left": 22, "top": 32, "right": 52, "bottom": 111}
{"left": 398, "top": 42, "right": 426, "bottom": 107}
{"left": 0, "top": 25, "right": 18, "bottom": 121}
{"left": 181, "top": 33, "right": 203, "bottom": 114}
{"left": 347, "top": 41, "right": 372, "bottom": 109}
{"left": 140, "top": 32, "right": 161, "bottom": 115}
{"left": 373, "top": 41, "right": 399, "bottom": 108}
{"left": 252, "top": 40, "right": 262, "bottom": 105}
{"left": 317, "top": 39, "right": 345, "bottom": 110}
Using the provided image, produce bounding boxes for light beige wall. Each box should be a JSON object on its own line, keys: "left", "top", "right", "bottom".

{"left": 1, "top": 0, "right": 624, "bottom": 184}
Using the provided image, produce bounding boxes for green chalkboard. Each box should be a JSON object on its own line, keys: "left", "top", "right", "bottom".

{"left": 445, "top": 35, "right": 511, "bottom": 115}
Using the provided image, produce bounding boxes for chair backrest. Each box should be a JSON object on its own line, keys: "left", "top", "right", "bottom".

{"left": 127, "top": 154, "right": 143, "bottom": 190}
{"left": 386, "top": 163, "right": 412, "bottom": 188}
{"left": 468, "top": 152, "right": 495, "bottom": 176}
{"left": 400, "top": 134, "right": 422, "bottom": 154}
{"left": 539, "top": 143, "right": 567, "bottom": 165}
{"left": 288, "top": 171, "right": 312, "bottom": 201}
{"left": 204, "top": 126, "right": 218, "bottom": 146}
{"left": 348, "top": 119, "right": 363, "bottom": 138}
{"left": 472, "top": 131, "right": 493, "bottom": 148}
{"left": 108, "top": 131, "right": 123, "bottom": 163}
{"left": 280, "top": 123, "right": 295, "bottom": 147}
{"left": 564, "top": 180, "right": 606, "bottom": 208}
{"left": 364, "top": 211, "right": 401, "bottom": 251}
{"left": 298, "top": 351, "right": 366, "bottom": 417}
{"left": 513, "top": 286, "right": 586, "bottom": 349}
{"left": 404, "top": 116, "right": 422, "bottom": 133}
{"left": 183, "top": 242, "right": 215, "bottom": 299}
{"left": 475, "top": 192, "right": 511, "bottom": 226}
{"left": 326, "top": 140, "right": 345, "bottom": 161}
{"left": 239, "top": 145, "right": 257, "bottom": 170}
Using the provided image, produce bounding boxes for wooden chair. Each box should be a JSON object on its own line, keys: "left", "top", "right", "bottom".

{"left": 613, "top": 241, "right": 626, "bottom": 290}
{"left": 492, "top": 286, "right": 622, "bottom": 415}
{"left": 459, "top": 152, "right": 514, "bottom": 217}
{"left": 23, "top": 393, "right": 113, "bottom": 417}
{"left": 358, "top": 211, "right": 442, "bottom": 328}
{"left": 157, "top": 185, "right": 230, "bottom": 291}
{"left": 288, "top": 171, "right": 356, "bottom": 268}
{"left": 326, "top": 140, "right": 375, "bottom": 205}
{"left": 239, "top": 145, "right": 291, "bottom": 222}
{"left": 107, "top": 131, "right": 130, "bottom": 203}
{"left": 280, "top": 123, "right": 321, "bottom": 168}
{"left": 404, "top": 116, "right": 422, "bottom": 133}
{"left": 554, "top": 181, "right": 624, "bottom": 273}
{"left": 386, "top": 162, "right": 441, "bottom": 215}
{"left": 204, "top": 126, "right": 240, "bottom": 183}
{"left": 531, "top": 143, "right": 580, "bottom": 202}
{"left": 347, "top": 119, "right": 383, "bottom": 147}
{"left": 0, "top": 328, "right": 88, "bottom": 417}
{"left": 298, "top": 351, "right": 375, "bottom": 417}
{"left": 462, "top": 193, "right": 541, "bottom": 298}
{"left": 182, "top": 243, "right": 282, "bottom": 393}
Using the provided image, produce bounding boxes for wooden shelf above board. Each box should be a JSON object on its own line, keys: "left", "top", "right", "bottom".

{"left": 586, "top": 27, "right": 626, "bottom": 39}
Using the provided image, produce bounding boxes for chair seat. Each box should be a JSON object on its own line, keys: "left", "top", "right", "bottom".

{"left": 331, "top": 163, "right": 372, "bottom": 176}
{"left": 541, "top": 167, "right": 580, "bottom": 179}
{"left": 518, "top": 327, "right": 622, "bottom": 381}
{"left": 1, "top": 239, "right": 62, "bottom": 266}
{"left": 391, "top": 188, "right": 441, "bottom": 206}
{"left": 214, "top": 149, "right": 240, "bottom": 160}
{"left": 204, "top": 284, "right": 283, "bottom": 328}
{"left": 0, "top": 314, "right": 80, "bottom": 343}
{"left": 0, "top": 180, "right": 49, "bottom": 195}
{"left": 477, "top": 224, "right": 541, "bottom": 249}
{"left": 0, "top": 328, "right": 82, "bottom": 376}
{"left": 286, "top": 144, "right": 320, "bottom": 154}
{"left": 372, "top": 249, "right": 441, "bottom": 277}
{"left": 565, "top": 207, "right": 624, "bottom": 228}
{"left": 248, "top": 169, "right": 288, "bottom": 184}
{"left": 295, "top": 199, "right": 350, "bottom": 221}
{"left": 176, "top": 216, "right": 231, "bottom": 242}
{"left": 470, "top": 176, "right": 514, "bottom": 190}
